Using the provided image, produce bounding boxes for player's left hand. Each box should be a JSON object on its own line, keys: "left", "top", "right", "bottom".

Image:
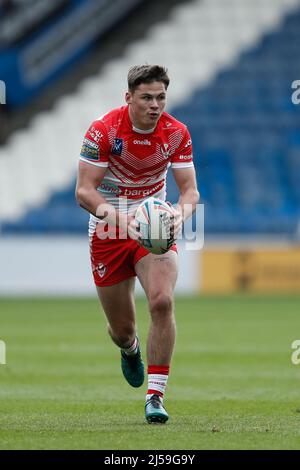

{"left": 167, "top": 203, "right": 183, "bottom": 242}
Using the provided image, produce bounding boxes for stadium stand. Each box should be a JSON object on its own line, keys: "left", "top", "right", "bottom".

{"left": 0, "top": 0, "right": 69, "bottom": 47}
{"left": 1, "top": 0, "right": 300, "bottom": 236}
{"left": 172, "top": 8, "right": 300, "bottom": 234}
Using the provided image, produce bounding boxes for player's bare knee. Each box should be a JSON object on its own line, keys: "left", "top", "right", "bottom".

{"left": 149, "top": 292, "right": 173, "bottom": 317}
{"left": 107, "top": 323, "right": 135, "bottom": 348}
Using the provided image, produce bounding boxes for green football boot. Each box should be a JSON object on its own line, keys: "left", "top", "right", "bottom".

{"left": 145, "top": 394, "right": 169, "bottom": 424}
{"left": 121, "top": 347, "right": 144, "bottom": 388}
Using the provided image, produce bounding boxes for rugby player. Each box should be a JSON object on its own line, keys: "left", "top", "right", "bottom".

{"left": 76, "top": 65, "right": 199, "bottom": 423}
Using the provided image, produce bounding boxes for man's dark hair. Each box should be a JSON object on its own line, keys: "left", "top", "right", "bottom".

{"left": 127, "top": 65, "right": 170, "bottom": 92}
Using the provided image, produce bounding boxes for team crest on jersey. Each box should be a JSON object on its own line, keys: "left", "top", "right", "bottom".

{"left": 96, "top": 263, "right": 107, "bottom": 278}
{"left": 112, "top": 138, "right": 123, "bottom": 156}
{"left": 161, "top": 143, "right": 171, "bottom": 159}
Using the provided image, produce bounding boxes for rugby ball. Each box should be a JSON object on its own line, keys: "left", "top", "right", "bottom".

{"left": 135, "top": 197, "right": 175, "bottom": 255}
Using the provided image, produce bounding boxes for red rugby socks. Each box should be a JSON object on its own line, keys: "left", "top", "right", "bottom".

{"left": 146, "top": 365, "right": 170, "bottom": 402}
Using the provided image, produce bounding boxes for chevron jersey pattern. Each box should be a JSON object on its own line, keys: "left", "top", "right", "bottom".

{"left": 80, "top": 105, "right": 194, "bottom": 217}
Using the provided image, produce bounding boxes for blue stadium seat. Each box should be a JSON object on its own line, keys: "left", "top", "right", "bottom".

{"left": 173, "top": 8, "right": 300, "bottom": 234}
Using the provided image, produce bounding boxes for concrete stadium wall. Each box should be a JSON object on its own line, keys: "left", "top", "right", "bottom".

{"left": 0, "top": 237, "right": 199, "bottom": 297}
{"left": 1, "top": 235, "right": 298, "bottom": 296}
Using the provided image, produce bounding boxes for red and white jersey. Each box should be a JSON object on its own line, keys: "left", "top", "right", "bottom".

{"left": 80, "top": 105, "right": 194, "bottom": 218}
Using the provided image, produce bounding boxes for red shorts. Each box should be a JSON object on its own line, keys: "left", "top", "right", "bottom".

{"left": 89, "top": 222, "right": 177, "bottom": 287}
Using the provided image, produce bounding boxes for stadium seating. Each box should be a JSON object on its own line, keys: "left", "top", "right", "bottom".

{"left": 170, "top": 9, "right": 300, "bottom": 234}
{"left": 1, "top": 0, "right": 300, "bottom": 235}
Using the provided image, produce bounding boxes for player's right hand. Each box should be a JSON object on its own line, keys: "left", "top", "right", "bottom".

{"left": 127, "top": 216, "right": 142, "bottom": 242}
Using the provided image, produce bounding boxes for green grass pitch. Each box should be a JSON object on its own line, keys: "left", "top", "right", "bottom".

{"left": 0, "top": 294, "right": 300, "bottom": 450}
